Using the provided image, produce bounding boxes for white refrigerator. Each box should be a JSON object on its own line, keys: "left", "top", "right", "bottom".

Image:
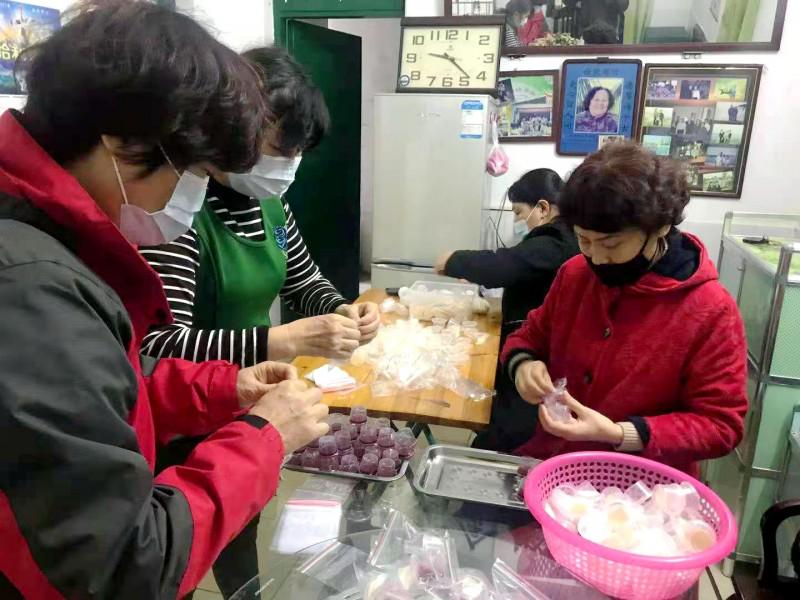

{"left": 371, "top": 93, "right": 496, "bottom": 289}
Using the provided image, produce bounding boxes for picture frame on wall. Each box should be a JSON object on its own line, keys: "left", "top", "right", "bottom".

{"left": 555, "top": 58, "right": 642, "bottom": 156}
{"left": 636, "top": 64, "right": 762, "bottom": 199}
{"left": 496, "top": 69, "right": 559, "bottom": 142}
{"left": 0, "top": 1, "right": 61, "bottom": 95}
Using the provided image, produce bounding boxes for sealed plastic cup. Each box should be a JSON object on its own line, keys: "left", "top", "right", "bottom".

{"left": 301, "top": 448, "right": 320, "bottom": 469}
{"left": 338, "top": 454, "right": 360, "bottom": 473}
{"left": 359, "top": 424, "right": 378, "bottom": 444}
{"left": 318, "top": 454, "right": 339, "bottom": 472}
{"left": 360, "top": 453, "right": 379, "bottom": 475}
{"left": 350, "top": 405, "right": 368, "bottom": 425}
{"left": 382, "top": 448, "right": 401, "bottom": 469}
{"left": 318, "top": 435, "right": 338, "bottom": 457}
{"left": 377, "top": 458, "right": 398, "bottom": 478}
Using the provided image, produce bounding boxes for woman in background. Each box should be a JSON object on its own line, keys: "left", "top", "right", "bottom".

{"left": 504, "top": 141, "right": 747, "bottom": 476}
{"left": 435, "top": 169, "right": 579, "bottom": 450}
{"left": 503, "top": 0, "right": 533, "bottom": 46}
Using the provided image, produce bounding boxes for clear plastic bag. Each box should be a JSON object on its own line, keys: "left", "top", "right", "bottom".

{"left": 405, "top": 530, "right": 460, "bottom": 589}
{"left": 368, "top": 508, "right": 418, "bottom": 570}
{"left": 295, "top": 540, "right": 369, "bottom": 594}
{"left": 491, "top": 558, "right": 549, "bottom": 600}
{"left": 542, "top": 378, "right": 571, "bottom": 423}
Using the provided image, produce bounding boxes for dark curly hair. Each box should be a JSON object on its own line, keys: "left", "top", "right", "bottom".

{"left": 16, "top": 0, "right": 267, "bottom": 174}
{"left": 583, "top": 87, "right": 615, "bottom": 112}
{"left": 559, "top": 140, "right": 690, "bottom": 234}
{"left": 243, "top": 47, "right": 330, "bottom": 156}
{"left": 509, "top": 168, "right": 563, "bottom": 207}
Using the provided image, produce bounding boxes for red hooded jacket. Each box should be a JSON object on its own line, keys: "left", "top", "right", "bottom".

{"left": 0, "top": 110, "right": 284, "bottom": 599}
{"left": 501, "top": 232, "right": 747, "bottom": 475}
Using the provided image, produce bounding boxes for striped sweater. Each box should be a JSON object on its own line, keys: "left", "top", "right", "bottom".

{"left": 140, "top": 190, "right": 347, "bottom": 367}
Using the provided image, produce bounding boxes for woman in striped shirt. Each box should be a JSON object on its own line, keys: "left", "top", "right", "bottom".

{"left": 139, "top": 47, "right": 379, "bottom": 599}
{"left": 140, "top": 47, "right": 379, "bottom": 369}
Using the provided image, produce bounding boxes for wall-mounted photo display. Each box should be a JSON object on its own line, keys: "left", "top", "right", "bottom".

{"left": 496, "top": 69, "right": 558, "bottom": 142}
{"left": 636, "top": 64, "right": 762, "bottom": 198}
{"left": 0, "top": 1, "right": 61, "bottom": 95}
{"left": 555, "top": 58, "right": 642, "bottom": 156}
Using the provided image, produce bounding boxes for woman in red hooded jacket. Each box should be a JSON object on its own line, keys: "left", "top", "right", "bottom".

{"left": 502, "top": 141, "right": 747, "bottom": 476}
{"left": 0, "top": 2, "right": 328, "bottom": 599}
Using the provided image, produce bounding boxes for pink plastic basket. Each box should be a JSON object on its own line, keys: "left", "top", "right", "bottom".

{"left": 523, "top": 452, "right": 737, "bottom": 600}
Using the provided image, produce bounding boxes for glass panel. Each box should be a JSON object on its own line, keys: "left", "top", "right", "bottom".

{"left": 772, "top": 286, "right": 800, "bottom": 378}
{"left": 752, "top": 384, "right": 800, "bottom": 470}
{"left": 738, "top": 259, "right": 775, "bottom": 367}
{"left": 718, "top": 241, "right": 744, "bottom": 300}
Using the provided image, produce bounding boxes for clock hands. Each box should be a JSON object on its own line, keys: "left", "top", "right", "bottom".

{"left": 428, "top": 52, "right": 470, "bottom": 78}
{"left": 450, "top": 60, "right": 469, "bottom": 78}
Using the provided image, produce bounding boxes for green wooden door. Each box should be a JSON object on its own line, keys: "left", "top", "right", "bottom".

{"left": 273, "top": 0, "right": 404, "bottom": 45}
{"left": 283, "top": 20, "right": 362, "bottom": 312}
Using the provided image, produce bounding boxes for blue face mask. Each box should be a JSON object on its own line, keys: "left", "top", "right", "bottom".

{"left": 513, "top": 209, "right": 534, "bottom": 240}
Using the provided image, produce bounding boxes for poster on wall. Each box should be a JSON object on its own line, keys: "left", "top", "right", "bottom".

{"left": 496, "top": 69, "right": 558, "bottom": 142}
{"left": 0, "top": 1, "right": 60, "bottom": 95}
{"left": 637, "top": 64, "right": 762, "bottom": 199}
{"left": 556, "top": 59, "right": 642, "bottom": 156}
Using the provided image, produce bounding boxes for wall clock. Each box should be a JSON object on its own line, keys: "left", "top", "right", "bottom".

{"left": 396, "top": 17, "right": 504, "bottom": 94}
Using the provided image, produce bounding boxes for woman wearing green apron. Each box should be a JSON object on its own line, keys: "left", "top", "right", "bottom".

{"left": 139, "top": 47, "right": 379, "bottom": 598}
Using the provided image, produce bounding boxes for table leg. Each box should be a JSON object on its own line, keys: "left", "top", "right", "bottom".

{"left": 408, "top": 422, "right": 437, "bottom": 446}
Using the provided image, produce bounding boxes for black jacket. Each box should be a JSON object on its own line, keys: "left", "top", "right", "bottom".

{"left": 444, "top": 218, "right": 580, "bottom": 344}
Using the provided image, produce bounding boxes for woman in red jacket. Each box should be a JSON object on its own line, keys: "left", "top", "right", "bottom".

{"left": 0, "top": 2, "right": 327, "bottom": 599}
{"left": 502, "top": 141, "right": 747, "bottom": 476}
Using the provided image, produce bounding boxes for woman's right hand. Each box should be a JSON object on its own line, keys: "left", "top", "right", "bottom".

{"left": 515, "top": 360, "right": 554, "bottom": 405}
{"left": 249, "top": 379, "right": 329, "bottom": 454}
{"left": 270, "top": 314, "right": 361, "bottom": 360}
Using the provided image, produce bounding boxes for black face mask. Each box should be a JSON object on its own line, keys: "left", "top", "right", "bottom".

{"left": 584, "top": 237, "right": 653, "bottom": 287}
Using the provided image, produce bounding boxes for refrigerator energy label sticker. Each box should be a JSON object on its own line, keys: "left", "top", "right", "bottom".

{"left": 460, "top": 100, "right": 484, "bottom": 139}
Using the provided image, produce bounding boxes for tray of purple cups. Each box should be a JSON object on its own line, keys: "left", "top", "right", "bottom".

{"left": 283, "top": 406, "right": 416, "bottom": 483}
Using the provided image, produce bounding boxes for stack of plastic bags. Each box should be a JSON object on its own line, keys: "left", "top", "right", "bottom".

{"left": 360, "top": 509, "right": 553, "bottom": 600}
{"left": 544, "top": 481, "right": 718, "bottom": 557}
{"left": 350, "top": 318, "right": 493, "bottom": 402}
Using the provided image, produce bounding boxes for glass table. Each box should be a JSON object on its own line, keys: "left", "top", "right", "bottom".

{"left": 228, "top": 468, "right": 700, "bottom": 600}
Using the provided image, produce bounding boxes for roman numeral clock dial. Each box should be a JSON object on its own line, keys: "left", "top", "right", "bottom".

{"left": 397, "top": 18, "right": 504, "bottom": 94}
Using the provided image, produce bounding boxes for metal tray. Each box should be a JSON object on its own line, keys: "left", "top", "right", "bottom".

{"left": 284, "top": 456, "right": 410, "bottom": 484}
{"left": 412, "top": 444, "right": 539, "bottom": 510}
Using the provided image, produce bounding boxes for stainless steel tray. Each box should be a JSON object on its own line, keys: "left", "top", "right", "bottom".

{"left": 284, "top": 456, "right": 409, "bottom": 484}
{"left": 412, "top": 444, "right": 539, "bottom": 510}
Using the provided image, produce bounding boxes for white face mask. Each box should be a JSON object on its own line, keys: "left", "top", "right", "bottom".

{"left": 112, "top": 146, "right": 209, "bottom": 246}
{"left": 226, "top": 154, "right": 302, "bottom": 199}
{"left": 513, "top": 209, "right": 535, "bottom": 240}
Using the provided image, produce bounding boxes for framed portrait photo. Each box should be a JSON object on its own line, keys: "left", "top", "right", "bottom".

{"left": 556, "top": 59, "right": 642, "bottom": 156}
{"left": 496, "top": 69, "right": 558, "bottom": 142}
{"left": 636, "top": 64, "right": 762, "bottom": 198}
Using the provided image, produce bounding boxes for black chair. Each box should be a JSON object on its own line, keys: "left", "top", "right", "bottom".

{"left": 728, "top": 499, "right": 800, "bottom": 599}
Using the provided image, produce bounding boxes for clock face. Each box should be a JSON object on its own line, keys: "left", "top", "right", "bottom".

{"left": 397, "top": 24, "right": 502, "bottom": 92}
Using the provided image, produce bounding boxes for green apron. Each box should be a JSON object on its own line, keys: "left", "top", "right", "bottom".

{"left": 193, "top": 197, "right": 288, "bottom": 329}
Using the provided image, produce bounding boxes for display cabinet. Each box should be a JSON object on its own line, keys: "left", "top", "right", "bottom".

{"left": 704, "top": 212, "right": 800, "bottom": 572}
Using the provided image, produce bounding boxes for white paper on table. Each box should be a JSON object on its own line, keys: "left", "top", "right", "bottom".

{"left": 271, "top": 499, "right": 342, "bottom": 555}
{"left": 305, "top": 364, "right": 357, "bottom": 392}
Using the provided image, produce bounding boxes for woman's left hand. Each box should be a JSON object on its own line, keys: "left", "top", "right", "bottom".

{"left": 539, "top": 391, "right": 624, "bottom": 445}
{"left": 434, "top": 251, "right": 454, "bottom": 275}
{"left": 336, "top": 302, "right": 381, "bottom": 343}
{"left": 236, "top": 361, "right": 299, "bottom": 408}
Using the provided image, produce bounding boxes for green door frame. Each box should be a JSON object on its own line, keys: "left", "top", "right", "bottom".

{"left": 273, "top": 1, "right": 405, "bottom": 45}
